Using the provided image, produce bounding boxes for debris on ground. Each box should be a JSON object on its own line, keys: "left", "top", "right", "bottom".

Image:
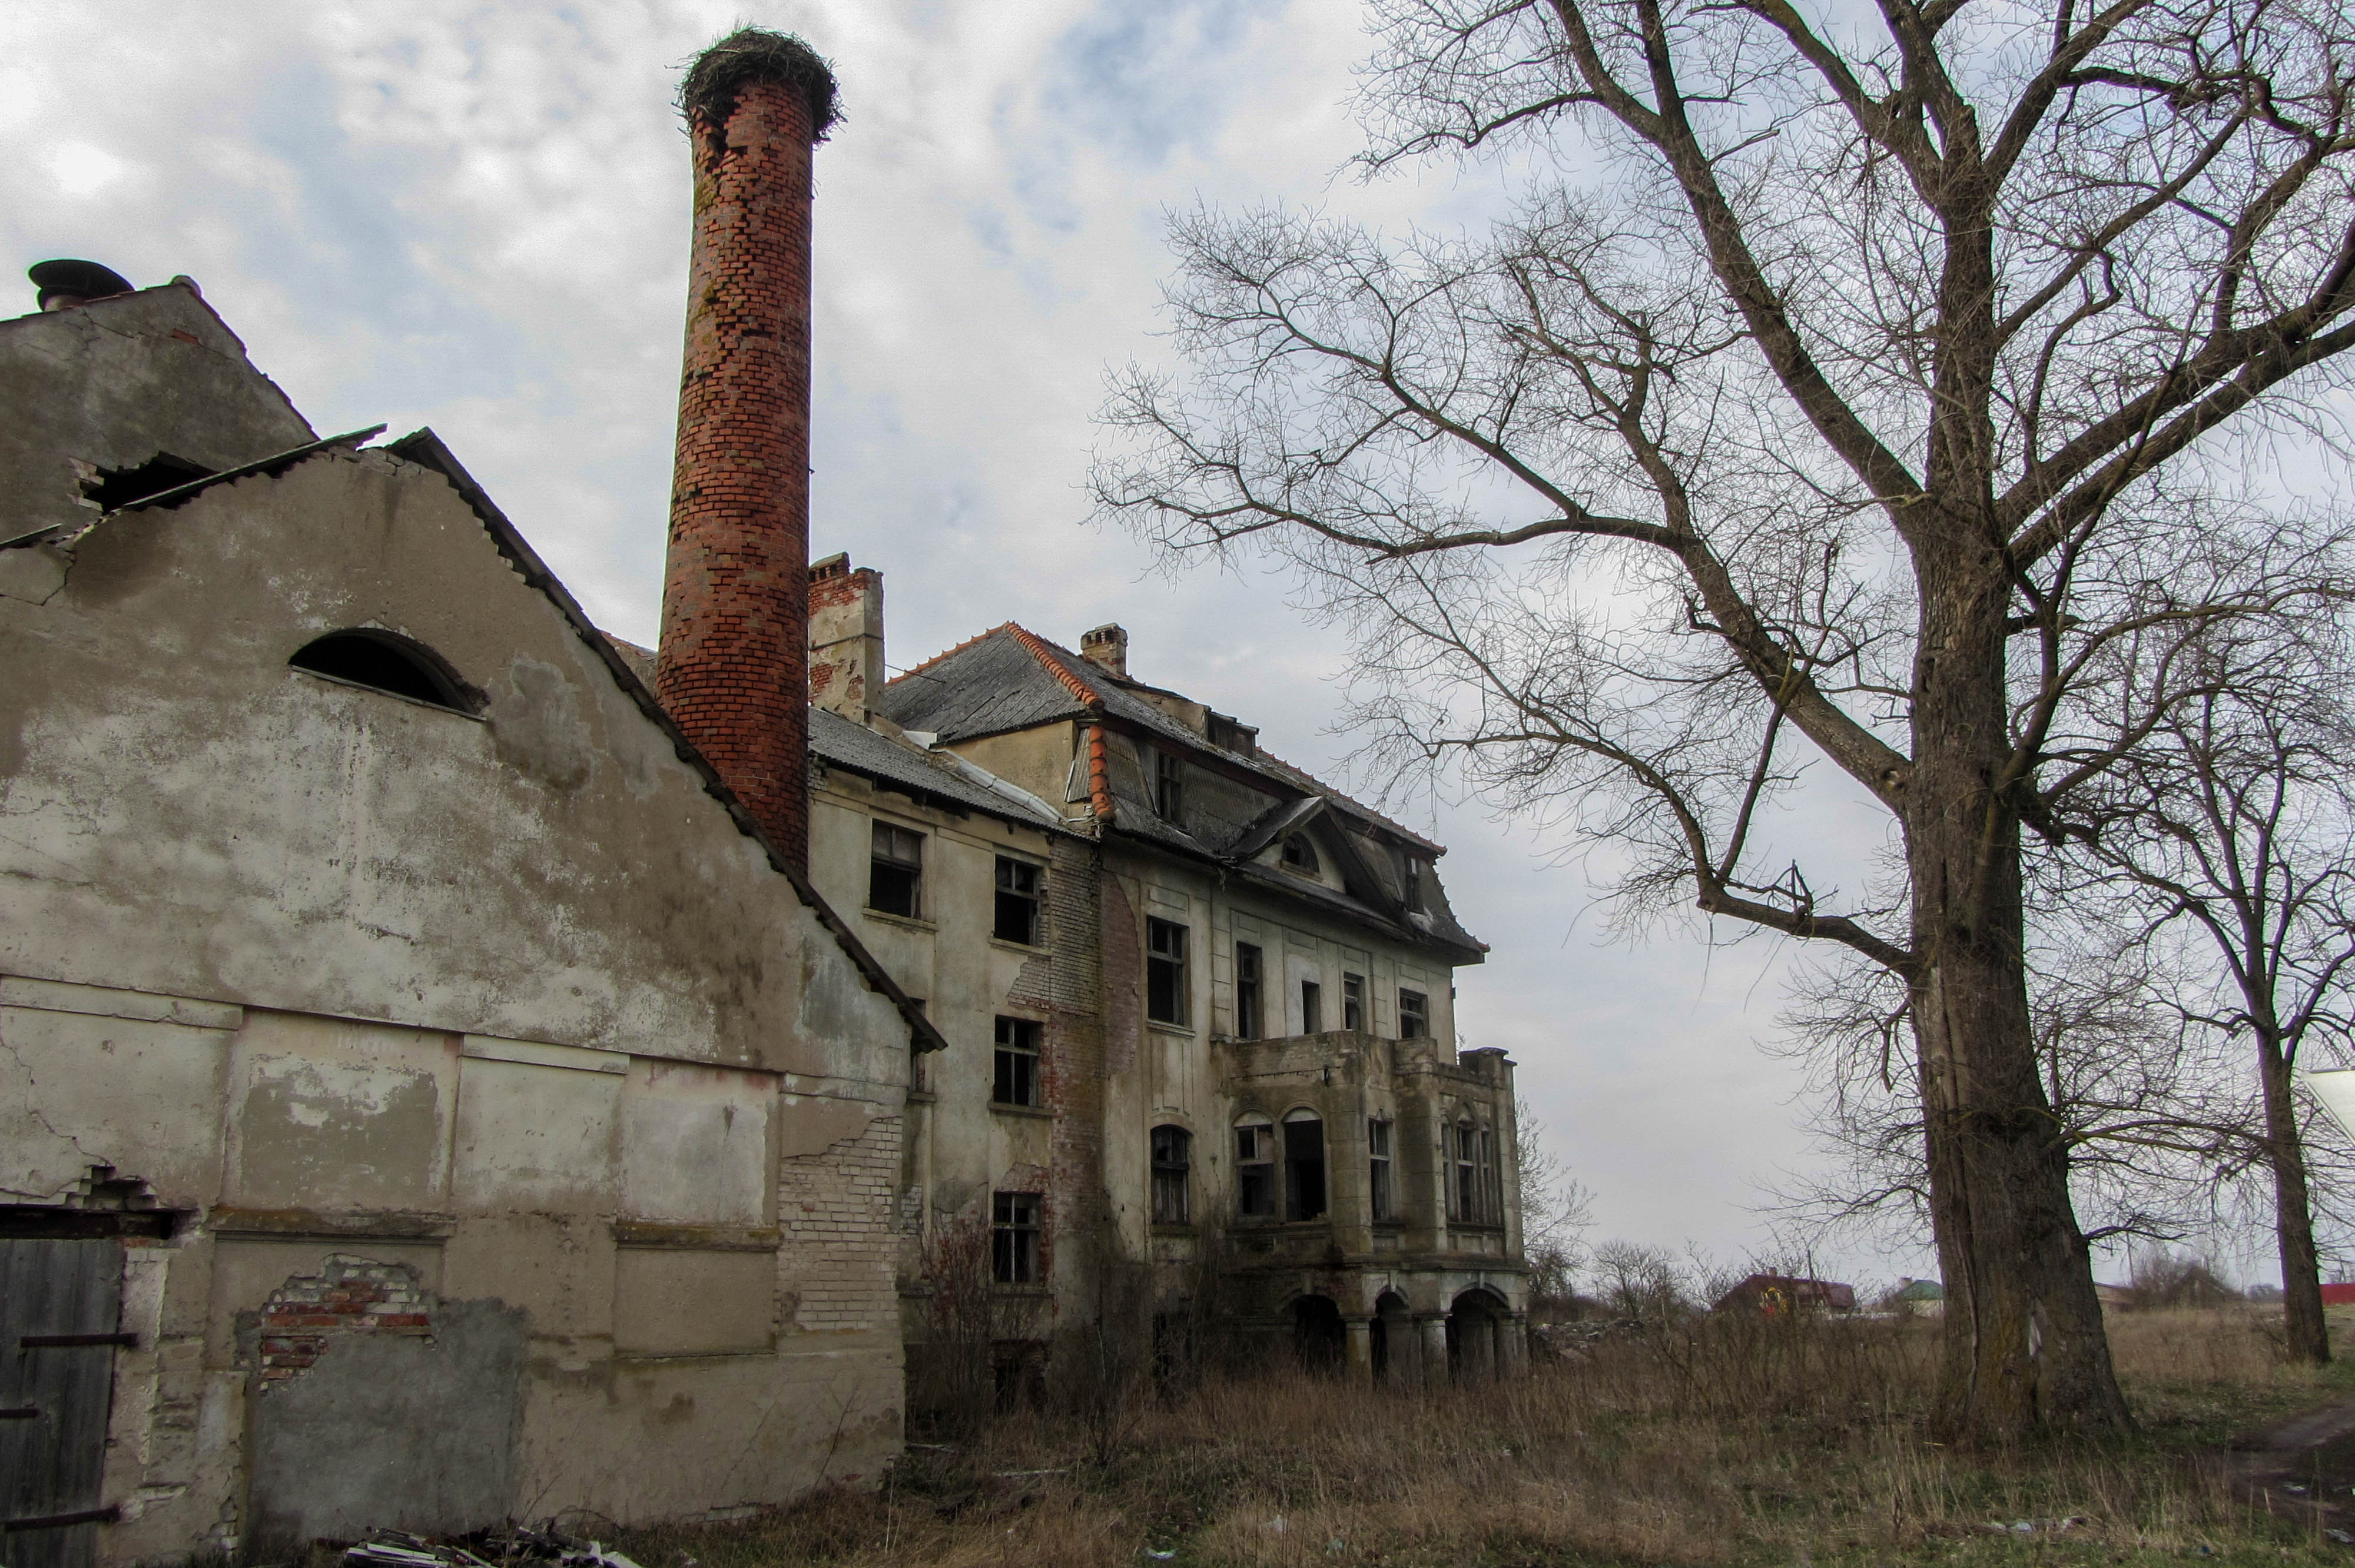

{"left": 1981, "top": 1517, "right": 2087, "bottom": 1534}
{"left": 341, "top": 1527, "right": 646, "bottom": 1568}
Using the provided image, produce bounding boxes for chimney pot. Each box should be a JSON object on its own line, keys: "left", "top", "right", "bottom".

{"left": 29, "top": 259, "right": 133, "bottom": 313}
{"left": 1080, "top": 623, "right": 1129, "bottom": 680}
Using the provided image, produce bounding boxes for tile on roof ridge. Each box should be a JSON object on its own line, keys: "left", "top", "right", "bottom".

{"left": 1005, "top": 624, "right": 1104, "bottom": 708}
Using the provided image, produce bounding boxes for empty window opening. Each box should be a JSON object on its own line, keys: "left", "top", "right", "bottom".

{"left": 1235, "top": 1119, "right": 1275, "bottom": 1219}
{"left": 994, "top": 856, "right": 1043, "bottom": 945}
{"left": 1342, "top": 973, "right": 1366, "bottom": 1032}
{"left": 1282, "top": 1109, "right": 1326, "bottom": 1222}
{"left": 1300, "top": 979, "right": 1322, "bottom": 1035}
{"left": 1368, "top": 1118, "right": 1394, "bottom": 1222}
{"left": 1399, "top": 989, "right": 1429, "bottom": 1039}
{"left": 1155, "top": 750, "right": 1185, "bottom": 820}
{"left": 1147, "top": 918, "right": 1189, "bottom": 1026}
{"left": 1281, "top": 834, "right": 1319, "bottom": 873}
{"left": 1233, "top": 942, "right": 1262, "bottom": 1039}
{"left": 991, "top": 1192, "right": 1041, "bottom": 1285}
{"left": 993, "top": 1016, "right": 1041, "bottom": 1108}
{"left": 1402, "top": 856, "right": 1426, "bottom": 911}
{"left": 1450, "top": 1120, "right": 1500, "bottom": 1224}
{"left": 1150, "top": 1124, "right": 1192, "bottom": 1225}
{"left": 289, "top": 630, "right": 472, "bottom": 712}
{"left": 82, "top": 452, "right": 213, "bottom": 512}
{"left": 869, "top": 822, "right": 923, "bottom": 918}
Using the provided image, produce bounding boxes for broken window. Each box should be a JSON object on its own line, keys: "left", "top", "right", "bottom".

{"left": 1398, "top": 988, "right": 1429, "bottom": 1039}
{"left": 1454, "top": 1121, "right": 1481, "bottom": 1223}
{"left": 1235, "top": 1119, "right": 1275, "bottom": 1218}
{"left": 1283, "top": 1111, "right": 1327, "bottom": 1222}
{"left": 1233, "top": 942, "right": 1262, "bottom": 1039}
{"left": 992, "top": 1192, "right": 1041, "bottom": 1284}
{"left": 869, "top": 822, "right": 923, "bottom": 918}
{"left": 289, "top": 630, "right": 472, "bottom": 713}
{"left": 1156, "top": 749, "right": 1185, "bottom": 820}
{"left": 994, "top": 856, "right": 1043, "bottom": 945}
{"left": 1150, "top": 1124, "right": 1191, "bottom": 1225}
{"left": 1342, "top": 973, "right": 1365, "bottom": 1032}
{"left": 1401, "top": 856, "right": 1426, "bottom": 911}
{"left": 1300, "top": 979, "right": 1322, "bottom": 1035}
{"left": 993, "top": 1016, "right": 1041, "bottom": 1107}
{"left": 1147, "top": 918, "right": 1189, "bottom": 1026}
{"left": 1368, "top": 1118, "right": 1394, "bottom": 1222}
{"left": 1281, "top": 834, "right": 1318, "bottom": 873}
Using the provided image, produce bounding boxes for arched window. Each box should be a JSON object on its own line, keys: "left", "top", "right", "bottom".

{"left": 1281, "top": 834, "right": 1319, "bottom": 873}
{"left": 1233, "top": 1115, "right": 1275, "bottom": 1218}
{"left": 1150, "top": 1124, "right": 1191, "bottom": 1225}
{"left": 290, "top": 630, "right": 473, "bottom": 713}
{"left": 1282, "top": 1108, "right": 1326, "bottom": 1222}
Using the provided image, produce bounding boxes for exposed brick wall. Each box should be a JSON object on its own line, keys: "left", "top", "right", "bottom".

{"left": 657, "top": 68, "right": 822, "bottom": 872}
{"left": 780, "top": 1111, "right": 903, "bottom": 1333}
{"left": 254, "top": 1256, "right": 431, "bottom": 1388}
{"left": 808, "top": 556, "right": 884, "bottom": 720}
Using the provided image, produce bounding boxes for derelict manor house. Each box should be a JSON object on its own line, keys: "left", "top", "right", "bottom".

{"left": 0, "top": 29, "right": 1531, "bottom": 1568}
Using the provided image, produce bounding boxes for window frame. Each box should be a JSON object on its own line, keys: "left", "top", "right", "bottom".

{"left": 1398, "top": 988, "right": 1429, "bottom": 1039}
{"left": 1281, "top": 834, "right": 1319, "bottom": 873}
{"left": 1156, "top": 750, "right": 1185, "bottom": 820}
{"left": 1342, "top": 973, "right": 1365, "bottom": 1032}
{"left": 1147, "top": 917, "right": 1190, "bottom": 1027}
{"left": 1150, "top": 1124, "right": 1192, "bottom": 1225}
{"left": 1300, "top": 979, "right": 1322, "bottom": 1035}
{"left": 992, "top": 1015, "right": 1043, "bottom": 1108}
{"left": 991, "top": 1191, "right": 1042, "bottom": 1284}
{"left": 1368, "top": 1117, "right": 1394, "bottom": 1222}
{"left": 868, "top": 820, "right": 925, "bottom": 919}
{"left": 1282, "top": 1109, "right": 1328, "bottom": 1223}
{"left": 993, "top": 856, "right": 1044, "bottom": 946}
{"left": 1233, "top": 941, "right": 1263, "bottom": 1039}
{"left": 1235, "top": 1119, "right": 1276, "bottom": 1219}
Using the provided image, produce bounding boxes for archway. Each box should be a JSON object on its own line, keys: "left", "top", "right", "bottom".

{"left": 1446, "top": 1288, "right": 1507, "bottom": 1379}
{"left": 1291, "top": 1293, "right": 1344, "bottom": 1373}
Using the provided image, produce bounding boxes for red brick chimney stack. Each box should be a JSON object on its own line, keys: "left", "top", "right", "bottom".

{"left": 656, "top": 30, "right": 840, "bottom": 874}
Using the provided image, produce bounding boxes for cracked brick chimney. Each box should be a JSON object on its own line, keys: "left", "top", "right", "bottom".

{"left": 1079, "top": 623, "right": 1128, "bottom": 680}
{"left": 808, "top": 553, "right": 884, "bottom": 723}
{"left": 656, "top": 29, "right": 839, "bottom": 874}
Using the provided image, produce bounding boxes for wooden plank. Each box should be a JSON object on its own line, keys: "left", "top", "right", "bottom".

{"left": 0, "top": 1238, "right": 123, "bottom": 1568}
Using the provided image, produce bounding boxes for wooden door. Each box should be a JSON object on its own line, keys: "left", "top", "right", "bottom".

{"left": 1, "top": 1238, "right": 127, "bottom": 1568}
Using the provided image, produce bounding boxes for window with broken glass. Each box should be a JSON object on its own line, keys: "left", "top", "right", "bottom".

{"left": 1156, "top": 750, "right": 1185, "bottom": 820}
{"left": 1235, "top": 1120, "right": 1275, "bottom": 1218}
{"left": 1342, "top": 973, "right": 1365, "bottom": 1032}
{"left": 1398, "top": 988, "right": 1428, "bottom": 1039}
{"left": 1147, "top": 918, "right": 1189, "bottom": 1026}
{"left": 1368, "top": 1118, "right": 1394, "bottom": 1222}
{"left": 1150, "top": 1124, "right": 1191, "bottom": 1225}
{"left": 1453, "top": 1121, "right": 1480, "bottom": 1222}
{"left": 868, "top": 821, "right": 923, "bottom": 918}
{"left": 994, "top": 856, "right": 1043, "bottom": 945}
{"left": 992, "top": 1192, "right": 1041, "bottom": 1284}
{"left": 993, "top": 1016, "right": 1041, "bottom": 1108}
{"left": 1233, "top": 941, "right": 1262, "bottom": 1039}
{"left": 1283, "top": 1110, "right": 1327, "bottom": 1222}
{"left": 1281, "top": 834, "right": 1318, "bottom": 873}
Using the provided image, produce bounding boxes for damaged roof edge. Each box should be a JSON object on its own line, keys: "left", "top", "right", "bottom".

{"left": 0, "top": 424, "right": 388, "bottom": 552}
{"left": 380, "top": 427, "right": 950, "bottom": 1056}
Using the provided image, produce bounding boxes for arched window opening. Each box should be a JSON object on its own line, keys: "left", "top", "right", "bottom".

{"left": 1150, "top": 1124, "right": 1192, "bottom": 1225}
{"left": 1372, "top": 1290, "right": 1412, "bottom": 1381}
{"left": 1446, "top": 1289, "right": 1507, "bottom": 1380}
{"left": 290, "top": 630, "right": 472, "bottom": 713}
{"left": 1281, "top": 834, "right": 1319, "bottom": 873}
{"left": 1282, "top": 1108, "right": 1326, "bottom": 1222}
{"left": 1234, "top": 1116, "right": 1276, "bottom": 1219}
{"left": 1291, "top": 1293, "right": 1344, "bottom": 1373}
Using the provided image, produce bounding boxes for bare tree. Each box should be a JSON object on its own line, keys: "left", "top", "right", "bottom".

{"left": 1094, "top": 0, "right": 2355, "bottom": 1441}
{"left": 2057, "top": 610, "right": 2355, "bottom": 1361}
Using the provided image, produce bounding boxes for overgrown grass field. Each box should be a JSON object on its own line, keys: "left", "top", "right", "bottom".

{"left": 618, "top": 1307, "right": 2355, "bottom": 1568}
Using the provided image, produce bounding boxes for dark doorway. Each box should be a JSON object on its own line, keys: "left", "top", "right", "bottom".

{"left": 1, "top": 1235, "right": 128, "bottom": 1568}
{"left": 1372, "top": 1291, "right": 1412, "bottom": 1382}
{"left": 1447, "top": 1290, "right": 1505, "bottom": 1380}
{"left": 1291, "top": 1294, "right": 1344, "bottom": 1373}
{"left": 1282, "top": 1114, "right": 1326, "bottom": 1221}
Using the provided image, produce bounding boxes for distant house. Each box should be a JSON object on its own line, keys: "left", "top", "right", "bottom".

{"left": 1890, "top": 1278, "right": 1945, "bottom": 1317}
{"left": 2318, "top": 1283, "right": 2355, "bottom": 1306}
{"left": 2094, "top": 1281, "right": 2137, "bottom": 1310}
{"left": 1713, "top": 1274, "right": 1858, "bottom": 1315}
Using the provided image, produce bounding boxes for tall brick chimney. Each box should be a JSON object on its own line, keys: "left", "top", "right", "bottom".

{"left": 656, "top": 30, "right": 840, "bottom": 873}
{"left": 808, "top": 553, "right": 884, "bottom": 722}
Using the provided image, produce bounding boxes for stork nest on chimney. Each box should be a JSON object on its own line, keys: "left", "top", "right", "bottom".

{"left": 681, "top": 28, "right": 841, "bottom": 142}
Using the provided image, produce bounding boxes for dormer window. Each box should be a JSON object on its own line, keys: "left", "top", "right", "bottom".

{"left": 1156, "top": 750, "right": 1185, "bottom": 820}
{"left": 290, "top": 630, "right": 474, "bottom": 713}
{"left": 1281, "top": 835, "right": 1319, "bottom": 875}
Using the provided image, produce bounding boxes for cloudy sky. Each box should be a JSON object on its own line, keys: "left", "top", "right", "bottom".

{"left": 1, "top": 0, "right": 2009, "bottom": 1285}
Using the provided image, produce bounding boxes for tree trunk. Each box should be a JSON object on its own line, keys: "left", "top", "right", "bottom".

{"left": 1909, "top": 540, "right": 2131, "bottom": 1443}
{"left": 2258, "top": 1032, "right": 2330, "bottom": 1364}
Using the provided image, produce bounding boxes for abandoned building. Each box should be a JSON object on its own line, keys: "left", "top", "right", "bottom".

{"left": 0, "top": 28, "right": 1531, "bottom": 1568}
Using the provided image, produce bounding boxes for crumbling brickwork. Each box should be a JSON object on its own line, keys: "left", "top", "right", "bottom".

{"left": 656, "top": 68, "right": 821, "bottom": 872}
{"left": 780, "top": 1111, "right": 903, "bottom": 1333}
{"left": 254, "top": 1256, "right": 431, "bottom": 1386}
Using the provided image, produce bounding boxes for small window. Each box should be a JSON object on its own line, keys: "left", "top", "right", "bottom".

{"left": 992, "top": 1192, "right": 1041, "bottom": 1284}
{"left": 1235, "top": 1120, "right": 1276, "bottom": 1218}
{"left": 1368, "top": 1118, "right": 1394, "bottom": 1222}
{"left": 994, "top": 857, "right": 1043, "bottom": 945}
{"left": 1301, "top": 979, "right": 1322, "bottom": 1035}
{"left": 1399, "top": 989, "right": 1428, "bottom": 1039}
{"left": 869, "top": 822, "right": 923, "bottom": 918}
{"left": 1281, "top": 835, "right": 1319, "bottom": 873}
{"left": 1234, "top": 942, "right": 1262, "bottom": 1039}
{"left": 1342, "top": 974, "right": 1365, "bottom": 1032}
{"left": 1148, "top": 918, "right": 1189, "bottom": 1026}
{"left": 1402, "top": 857, "right": 1425, "bottom": 912}
{"left": 1481, "top": 1127, "right": 1501, "bottom": 1224}
{"left": 1156, "top": 750, "right": 1185, "bottom": 820}
{"left": 993, "top": 1016, "right": 1041, "bottom": 1107}
{"left": 290, "top": 630, "right": 471, "bottom": 712}
{"left": 1454, "top": 1122, "right": 1480, "bottom": 1222}
{"left": 1151, "top": 1125, "right": 1192, "bottom": 1225}
{"left": 1283, "top": 1110, "right": 1327, "bottom": 1222}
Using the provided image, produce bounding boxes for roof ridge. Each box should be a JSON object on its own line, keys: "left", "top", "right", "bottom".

{"left": 885, "top": 622, "right": 1018, "bottom": 686}
{"left": 1005, "top": 624, "right": 1104, "bottom": 709}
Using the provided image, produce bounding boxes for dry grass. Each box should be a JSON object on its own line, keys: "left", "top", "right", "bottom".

{"left": 618, "top": 1307, "right": 2355, "bottom": 1568}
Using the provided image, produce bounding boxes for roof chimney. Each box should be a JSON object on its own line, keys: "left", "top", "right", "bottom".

{"left": 809, "top": 553, "right": 884, "bottom": 722}
{"left": 655, "top": 30, "right": 839, "bottom": 875}
{"left": 1079, "top": 623, "right": 1128, "bottom": 680}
